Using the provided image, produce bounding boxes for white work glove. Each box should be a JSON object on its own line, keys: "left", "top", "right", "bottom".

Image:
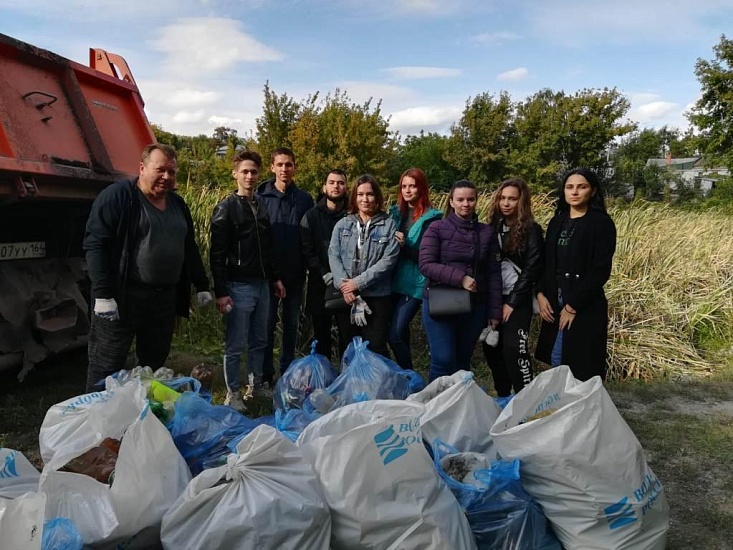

{"left": 350, "top": 296, "right": 372, "bottom": 327}
{"left": 94, "top": 298, "right": 119, "bottom": 321}
{"left": 479, "top": 326, "right": 500, "bottom": 347}
{"left": 322, "top": 272, "right": 334, "bottom": 286}
{"left": 196, "top": 291, "right": 213, "bottom": 308}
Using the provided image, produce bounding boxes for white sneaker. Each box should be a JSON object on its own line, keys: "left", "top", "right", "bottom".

{"left": 224, "top": 390, "right": 246, "bottom": 413}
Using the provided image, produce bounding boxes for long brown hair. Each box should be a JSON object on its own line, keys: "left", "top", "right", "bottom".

{"left": 398, "top": 168, "right": 432, "bottom": 221}
{"left": 488, "top": 177, "right": 534, "bottom": 253}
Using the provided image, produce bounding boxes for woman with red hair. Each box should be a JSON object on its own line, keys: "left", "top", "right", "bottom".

{"left": 387, "top": 168, "right": 443, "bottom": 369}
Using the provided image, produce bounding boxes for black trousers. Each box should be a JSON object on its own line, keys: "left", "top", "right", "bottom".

{"left": 336, "top": 295, "right": 392, "bottom": 358}
{"left": 86, "top": 286, "right": 176, "bottom": 392}
{"left": 310, "top": 311, "right": 348, "bottom": 362}
{"left": 483, "top": 302, "right": 533, "bottom": 397}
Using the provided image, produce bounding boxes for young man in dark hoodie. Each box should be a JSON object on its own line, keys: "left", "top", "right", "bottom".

{"left": 255, "top": 147, "right": 314, "bottom": 385}
{"left": 210, "top": 151, "right": 285, "bottom": 411}
{"left": 300, "top": 169, "right": 349, "bottom": 360}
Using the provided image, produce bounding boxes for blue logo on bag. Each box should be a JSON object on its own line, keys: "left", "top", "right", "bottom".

{"left": 373, "top": 425, "right": 408, "bottom": 465}
{"left": 0, "top": 451, "right": 19, "bottom": 478}
{"left": 604, "top": 496, "right": 637, "bottom": 530}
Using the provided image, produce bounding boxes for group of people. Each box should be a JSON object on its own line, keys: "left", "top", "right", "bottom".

{"left": 83, "top": 143, "right": 617, "bottom": 413}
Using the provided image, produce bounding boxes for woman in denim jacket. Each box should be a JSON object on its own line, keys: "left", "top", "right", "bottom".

{"left": 328, "top": 174, "right": 400, "bottom": 356}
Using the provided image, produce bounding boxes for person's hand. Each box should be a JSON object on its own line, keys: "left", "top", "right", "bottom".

{"left": 559, "top": 304, "right": 577, "bottom": 330}
{"left": 350, "top": 296, "right": 372, "bottom": 326}
{"left": 274, "top": 280, "right": 286, "bottom": 299}
{"left": 461, "top": 275, "right": 477, "bottom": 292}
{"left": 343, "top": 291, "right": 358, "bottom": 305}
{"left": 395, "top": 231, "right": 405, "bottom": 247}
{"left": 94, "top": 298, "right": 119, "bottom": 321}
{"left": 340, "top": 278, "right": 359, "bottom": 294}
{"left": 536, "top": 292, "right": 554, "bottom": 323}
{"left": 502, "top": 304, "right": 514, "bottom": 323}
{"left": 322, "top": 272, "right": 334, "bottom": 286}
{"left": 216, "top": 296, "right": 234, "bottom": 315}
{"left": 196, "top": 291, "right": 213, "bottom": 308}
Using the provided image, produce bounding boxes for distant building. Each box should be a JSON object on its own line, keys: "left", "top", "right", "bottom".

{"left": 645, "top": 154, "right": 729, "bottom": 196}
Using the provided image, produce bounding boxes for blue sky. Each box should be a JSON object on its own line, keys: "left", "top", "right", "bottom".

{"left": 3, "top": 0, "right": 732, "bottom": 139}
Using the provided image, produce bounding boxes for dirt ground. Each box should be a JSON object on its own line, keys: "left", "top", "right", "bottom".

{"left": 1, "top": 348, "right": 732, "bottom": 549}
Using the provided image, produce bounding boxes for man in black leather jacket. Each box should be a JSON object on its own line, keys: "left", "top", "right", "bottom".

{"left": 210, "top": 151, "right": 285, "bottom": 411}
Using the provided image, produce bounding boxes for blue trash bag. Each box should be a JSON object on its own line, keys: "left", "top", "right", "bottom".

{"left": 226, "top": 414, "right": 277, "bottom": 452}
{"left": 42, "top": 518, "right": 83, "bottom": 550}
{"left": 302, "top": 337, "right": 415, "bottom": 415}
{"left": 341, "top": 337, "right": 425, "bottom": 394}
{"left": 433, "top": 439, "right": 561, "bottom": 550}
{"left": 274, "top": 408, "right": 320, "bottom": 442}
{"left": 162, "top": 376, "right": 212, "bottom": 403}
{"left": 274, "top": 341, "right": 338, "bottom": 411}
{"left": 167, "top": 392, "right": 260, "bottom": 475}
{"left": 494, "top": 394, "right": 515, "bottom": 410}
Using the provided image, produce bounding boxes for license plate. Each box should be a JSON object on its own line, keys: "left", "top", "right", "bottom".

{"left": 0, "top": 241, "right": 46, "bottom": 260}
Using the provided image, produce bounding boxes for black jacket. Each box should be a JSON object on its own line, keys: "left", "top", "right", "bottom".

{"left": 300, "top": 196, "right": 348, "bottom": 313}
{"left": 83, "top": 179, "right": 209, "bottom": 318}
{"left": 255, "top": 179, "right": 314, "bottom": 281}
{"left": 500, "top": 221, "right": 544, "bottom": 309}
{"left": 209, "top": 192, "right": 280, "bottom": 298}
{"left": 535, "top": 208, "right": 617, "bottom": 380}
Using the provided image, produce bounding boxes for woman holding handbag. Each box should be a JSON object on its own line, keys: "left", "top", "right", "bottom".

{"left": 387, "top": 168, "right": 443, "bottom": 370}
{"left": 418, "top": 179, "right": 502, "bottom": 382}
{"left": 482, "top": 178, "right": 544, "bottom": 397}
{"left": 534, "top": 168, "right": 616, "bottom": 381}
{"left": 328, "top": 174, "right": 400, "bottom": 357}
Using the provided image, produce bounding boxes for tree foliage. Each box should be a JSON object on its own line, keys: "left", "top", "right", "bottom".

{"left": 445, "top": 92, "right": 514, "bottom": 188}
{"left": 288, "top": 90, "right": 398, "bottom": 193}
{"left": 688, "top": 34, "right": 733, "bottom": 170}
{"left": 389, "top": 132, "right": 463, "bottom": 191}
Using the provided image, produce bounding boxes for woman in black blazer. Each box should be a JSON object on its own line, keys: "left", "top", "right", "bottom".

{"left": 534, "top": 168, "right": 617, "bottom": 381}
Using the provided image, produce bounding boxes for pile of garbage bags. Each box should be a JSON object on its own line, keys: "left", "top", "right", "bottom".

{"left": 0, "top": 340, "right": 670, "bottom": 549}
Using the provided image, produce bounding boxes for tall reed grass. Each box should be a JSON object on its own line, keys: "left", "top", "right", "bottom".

{"left": 178, "top": 184, "right": 733, "bottom": 381}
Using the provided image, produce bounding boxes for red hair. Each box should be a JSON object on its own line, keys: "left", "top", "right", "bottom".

{"left": 398, "top": 168, "right": 432, "bottom": 222}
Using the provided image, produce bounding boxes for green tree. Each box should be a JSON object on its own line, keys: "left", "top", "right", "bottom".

{"left": 390, "top": 132, "right": 463, "bottom": 192}
{"left": 688, "top": 34, "right": 733, "bottom": 170}
{"left": 611, "top": 128, "right": 666, "bottom": 197}
{"left": 255, "top": 81, "right": 301, "bottom": 156}
{"left": 287, "top": 89, "right": 398, "bottom": 194}
{"left": 445, "top": 92, "right": 514, "bottom": 188}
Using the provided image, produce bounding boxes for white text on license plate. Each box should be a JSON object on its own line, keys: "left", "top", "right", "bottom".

{"left": 0, "top": 241, "right": 46, "bottom": 260}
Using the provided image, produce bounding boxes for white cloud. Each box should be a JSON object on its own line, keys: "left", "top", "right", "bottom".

{"left": 388, "top": 105, "right": 462, "bottom": 134}
{"left": 382, "top": 66, "right": 461, "bottom": 80}
{"left": 634, "top": 101, "right": 678, "bottom": 120}
{"left": 150, "top": 18, "right": 283, "bottom": 73}
{"left": 208, "top": 114, "right": 244, "bottom": 126}
{"left": 171, "top": 110, "right": 206, "bottom": 124}
{"left": 497, "top": 67, "right": 529, "bottom": 82}
{"left": 138, "top": 80, "right": 221, "bottom": 109}
{"left": 471, "top": 31, "right": 521, "bottom": 45}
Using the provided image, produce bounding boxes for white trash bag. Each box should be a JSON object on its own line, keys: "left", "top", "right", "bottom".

{"left": 161, "top": 425, "right": 331, "bottom": 550}
{"left": 38, "top": 380, "right": 191, "bottom": 547}
{"left": 297, "top": 400, "right": 476, "bottom": 550}
{"left": 490, "top": 365, "right": 669, "bottom": 550}
{"left": 407, "top": 370, "right": 501, "bottom": 457}
{"left": 0, "top": 448, "right": 45, "bottom": 550}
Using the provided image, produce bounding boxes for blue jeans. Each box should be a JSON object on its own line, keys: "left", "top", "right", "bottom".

{"left": 264, "top": 278, "right": 305, "bottom": 381}
{"left": 224, "top": 280, "right": 270, "bottom": 392}
{"left": 551, "top": 289, "right": 564, "bottom": 367}
{"left": 422, "top": 296, "right": 488, "bottom": 382}
{"left": 388, "top": 294, "right": 422, "bottom": 370}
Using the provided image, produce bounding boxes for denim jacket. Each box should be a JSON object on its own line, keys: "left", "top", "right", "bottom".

{"left": 328, "top": 212, "right": 400, "bottom": 297}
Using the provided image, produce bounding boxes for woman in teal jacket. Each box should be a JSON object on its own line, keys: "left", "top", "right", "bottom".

{"left": 388, "top": 168, "right": 443, "bottom": 369}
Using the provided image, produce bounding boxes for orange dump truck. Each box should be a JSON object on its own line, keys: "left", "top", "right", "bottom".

{"left": 0, "top": 33, "right": 155, "bottom": 379}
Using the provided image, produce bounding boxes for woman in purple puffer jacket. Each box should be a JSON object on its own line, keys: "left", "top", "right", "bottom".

{"left": 418, "top": 180, "right": 502, "bottom": 381}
